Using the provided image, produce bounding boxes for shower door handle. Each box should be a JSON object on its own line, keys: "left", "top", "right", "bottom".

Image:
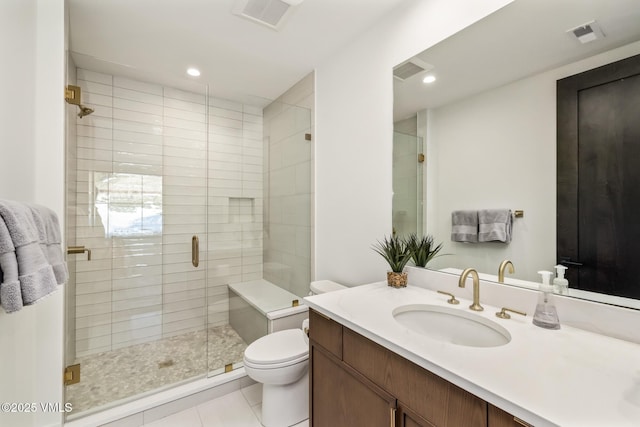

{"left": 192, "top": 235, "right": 199, "bottom": 268}
{"left": 67, "top": 246, "right": 91, "bottom": 261}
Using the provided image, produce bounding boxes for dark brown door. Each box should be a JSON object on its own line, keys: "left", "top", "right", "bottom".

{"left": 557, "top": 53, "right": 640, "bottom": 299}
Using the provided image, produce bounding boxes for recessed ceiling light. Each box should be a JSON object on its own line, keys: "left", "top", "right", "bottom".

{"left": 187, "top": 68, "right": 201, "bottom": 77}
{"left": 423, "top": 75, "right": 436, "bottom": 84}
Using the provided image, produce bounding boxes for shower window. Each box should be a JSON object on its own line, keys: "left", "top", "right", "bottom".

{"left": 93, "top": 172, "right": 163, "bottom": 237}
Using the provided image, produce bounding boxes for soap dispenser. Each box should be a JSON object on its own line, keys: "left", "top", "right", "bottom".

{"left": 553, "top": 265, "right": 569, "bottom": 295}
{"left": 532, "top": 270, "right": 560, "bottom": 330}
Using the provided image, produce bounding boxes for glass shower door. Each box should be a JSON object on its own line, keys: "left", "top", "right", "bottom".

{"left": 64, "top": 67, "right": 209, "bottom": 417}
{"left": 263, "top": 102, "right": 313, "bottom": 299}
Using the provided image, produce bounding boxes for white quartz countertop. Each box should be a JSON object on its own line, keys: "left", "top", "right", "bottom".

{"left": 304, "top": 282, "right": 640, "bottom": 427}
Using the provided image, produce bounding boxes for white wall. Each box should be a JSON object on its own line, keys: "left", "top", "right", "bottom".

{"left": 0, "top": 1, "right": 37, "bottom": 200}
{"left": 314, "top": 0, "right": 513, "bottom": 285}
{"left": 425, "top": 39, "right": 640, "bottom": 282}
{"left": 0, "top": 1, "right": 66, "bottom": 426}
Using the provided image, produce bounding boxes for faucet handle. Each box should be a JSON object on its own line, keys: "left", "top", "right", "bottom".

{"left": 496, "top": 307, "right": 527, "bottom": 319}
{"left": 437, "top": 290, "right": 460, "bottom": 305}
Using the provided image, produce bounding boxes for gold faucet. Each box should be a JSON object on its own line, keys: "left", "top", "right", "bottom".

{"left": 498, "top": 259, "right": 514, "bottom": 283}
{"left": 458, "top": 268, "right": 483, "bottom": 311}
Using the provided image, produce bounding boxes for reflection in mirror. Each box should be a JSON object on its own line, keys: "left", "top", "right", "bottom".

{"left": 392, "top": 115, "right": 423, "bottom": 239}
{"left": 392, "top": 0, "right": 640, "bottom": 309}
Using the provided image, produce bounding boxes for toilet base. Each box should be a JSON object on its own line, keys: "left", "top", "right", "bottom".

{"left": 261, "top": 371, "right": 309, "bottom": 427}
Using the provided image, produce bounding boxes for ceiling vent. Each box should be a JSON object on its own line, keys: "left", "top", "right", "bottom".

{"left": 567, "top": 20, "right": 605, "bottom": 44}
{"left": 233, "top": 0, "right": 303, "bottom": 31}
{"left": 393, "top": 58, "right": 434, "bottom": 81}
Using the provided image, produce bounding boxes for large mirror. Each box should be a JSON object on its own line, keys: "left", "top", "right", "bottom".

{"left": 393, "top": 0, "right": 640, "bottom": 309}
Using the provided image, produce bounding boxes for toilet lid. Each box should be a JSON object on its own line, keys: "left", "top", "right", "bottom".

{"left": 244, "top": 329, "right": 308, "bottom": 365}
{"left": 310, "top": 280, "right": 346, "bottom": 294}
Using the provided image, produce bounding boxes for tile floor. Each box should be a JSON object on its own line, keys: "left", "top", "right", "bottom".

{"left": 142, "top": 383, "right": 309, "bottom": 427}
{"left": 67, "top": 325, "right": 248, "bottom": 414}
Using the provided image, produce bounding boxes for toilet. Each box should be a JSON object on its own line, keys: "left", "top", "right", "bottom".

{"left": 243, "top": 280, "right": 346, "bottom": 427}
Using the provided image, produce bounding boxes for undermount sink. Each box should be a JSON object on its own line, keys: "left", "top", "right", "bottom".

{"left": 392, "top": 304, "right": 511, "bottom": 348}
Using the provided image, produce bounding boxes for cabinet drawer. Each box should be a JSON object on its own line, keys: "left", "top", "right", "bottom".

{"left": 309, "top": 309, "right": 343, "bottom": 358}
{"left": 343, "top": 327, "right": 487, "bottom": 427}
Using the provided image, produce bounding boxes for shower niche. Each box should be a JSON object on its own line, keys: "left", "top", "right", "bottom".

{"left": 228, "top": 197, "right": 256, "bottom": 224}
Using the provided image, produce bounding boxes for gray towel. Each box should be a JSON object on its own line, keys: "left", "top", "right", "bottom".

{"left": 0, "top": 200, "right": 58, "bottom": 312}
{"left": 451, "top": 210, "right": 478, "bottom": 243}
{"left": 28, "top": 204, "right": 68, "bottom": 284}
{"left": 0, "top": 215, "right": 22, "bottom": 313}
{"left": 478, "top": 209, "right": 512, "bottom": 243}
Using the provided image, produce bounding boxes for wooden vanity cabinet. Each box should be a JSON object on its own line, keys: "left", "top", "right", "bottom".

{"left": 397, "top": 404, "right": 436, "bottom": 427}
{"left": 342, "top": 327, "right": 486, "bottom": 426}
{"left": 488, "top": 405, "right": 533, "bottom": 427}
{"left": 311, "top": 345, "right": 396, "bottom": 427}
{"left": 309, "top": 309, "right": 527, "bottom": 427}
{"left": 309, "top": 310, "right": 396, "bottom": 427}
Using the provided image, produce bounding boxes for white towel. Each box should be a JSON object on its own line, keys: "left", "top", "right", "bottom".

{"left": 0, "top": 199, "right": 59, "bottom": 312}
{"left": 28, "top": 204, "right": 68, "bottom": 285}
{"left": 451, "top": 210, "right": 478, "bottom": 243}
{"left": 478, "top": 209, "right": 512, "bottom": 243}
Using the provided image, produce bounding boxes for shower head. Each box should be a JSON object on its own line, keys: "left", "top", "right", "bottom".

{"left": 65, "top": 85, "right": 94, "bottom": 118}
{"left": 77, "top": 105, "right": 94, "bottom": 118}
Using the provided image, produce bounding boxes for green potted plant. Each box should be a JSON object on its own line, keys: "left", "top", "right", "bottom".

{"left": 406, "top": 233, "right": 443, "bottom": 268}
{"left": 372, "top": 235, "right": 412, "bottom": 288}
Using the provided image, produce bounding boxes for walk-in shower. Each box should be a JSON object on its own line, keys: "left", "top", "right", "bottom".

{"left": 63, "top": 59, "right": 313, "bottom": 420}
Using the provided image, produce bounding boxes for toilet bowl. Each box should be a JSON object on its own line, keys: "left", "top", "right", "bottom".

{"left": 243, "top": 280, "right": 346, "bottom": 427}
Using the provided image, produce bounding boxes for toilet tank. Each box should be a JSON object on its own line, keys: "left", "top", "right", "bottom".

{"left": 310, "top": 280, "right": 346, "bottom": 295}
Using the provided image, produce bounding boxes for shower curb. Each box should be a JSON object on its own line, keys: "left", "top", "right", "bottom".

{"left": 64, "top": 369, "right": 253, "bottom": 427}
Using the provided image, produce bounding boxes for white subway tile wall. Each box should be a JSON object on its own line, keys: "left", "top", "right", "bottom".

{"left": 74, "top": 69, "right": 264, "bottom": 357}
{"left": 207, "top": 96, "right": 264, "bottom": 325}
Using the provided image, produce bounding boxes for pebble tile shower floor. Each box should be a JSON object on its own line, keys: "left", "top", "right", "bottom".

{"left": 66, "top": 325, "right": 248, "bottom": 414}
